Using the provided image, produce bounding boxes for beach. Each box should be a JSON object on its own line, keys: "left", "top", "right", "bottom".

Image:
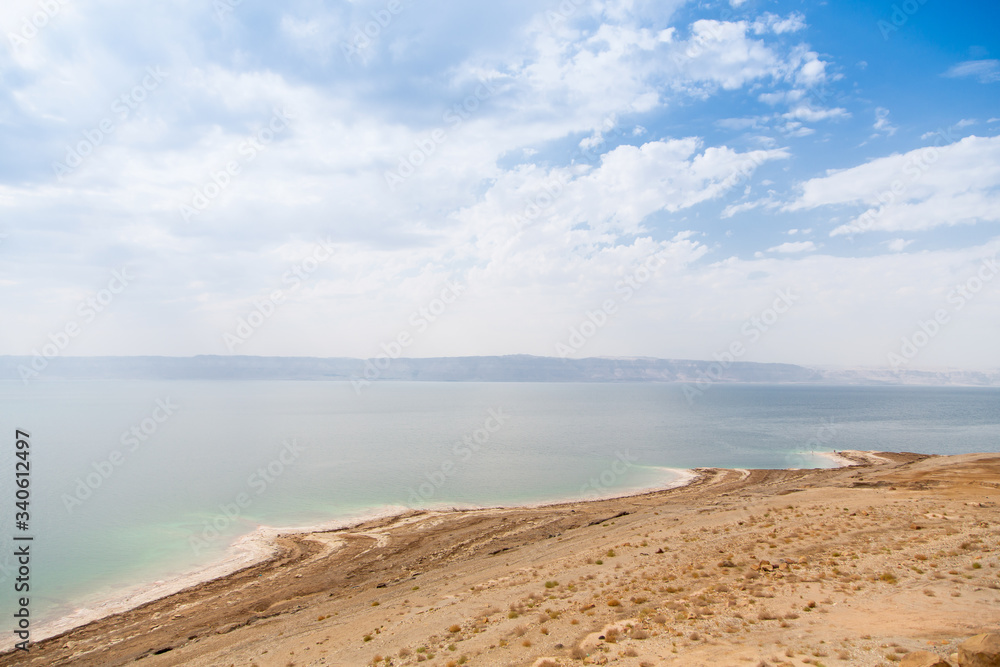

{"left": 4, "top": 450, "right": 998, "bottom": 666}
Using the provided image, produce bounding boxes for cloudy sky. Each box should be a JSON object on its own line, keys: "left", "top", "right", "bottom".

{"left": 1, "top": 0, "right": 998, "bottom": 368}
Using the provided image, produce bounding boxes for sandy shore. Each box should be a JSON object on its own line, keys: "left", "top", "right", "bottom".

{"left": 4, "top": 450, "right": 998, "bottom": 666}
{"left": 26, "top": 469, "right": 697, "bottom": 647}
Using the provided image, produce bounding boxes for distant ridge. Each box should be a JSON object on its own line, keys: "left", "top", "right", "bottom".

{"left": 1, "top": 355, "right": 998, "bottom": 386}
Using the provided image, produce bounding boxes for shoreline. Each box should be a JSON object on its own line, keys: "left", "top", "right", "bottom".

{"left": 27, "top": 467, "right": 701, "bottom": 646}
{"left": 31, "top": 457, "right": 850, "bottom": 647}
{"left": 10, "top": 448, "right": 927, "bottom": 664}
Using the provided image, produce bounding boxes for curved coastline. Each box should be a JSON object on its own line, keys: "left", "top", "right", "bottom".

{"left": 26, "top": 452, "right": 861, "bottom": 649}
{"left": 28, "top": 466, "right": 704, "bottom": 646}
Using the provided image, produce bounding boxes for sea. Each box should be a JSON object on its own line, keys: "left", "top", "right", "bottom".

{"left": 0, "top": 380, "right": 998, "bottom": 639}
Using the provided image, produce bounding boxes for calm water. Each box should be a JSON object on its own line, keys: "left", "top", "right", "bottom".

{"left": 0, "top": 380, "right": 998, "bottom": 630}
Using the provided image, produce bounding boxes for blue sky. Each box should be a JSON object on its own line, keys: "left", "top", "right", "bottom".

{"left": 1, "top": 0, "right": 998, "bottom": 368}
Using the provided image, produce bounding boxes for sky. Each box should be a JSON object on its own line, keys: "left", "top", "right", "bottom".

{"left": 1, "top": 0, "right": 999, "bottom": 369}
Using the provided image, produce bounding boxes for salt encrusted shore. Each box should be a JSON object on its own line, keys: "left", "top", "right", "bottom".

{"left": 24, "top": 468, "right": 698, "bottom": 647}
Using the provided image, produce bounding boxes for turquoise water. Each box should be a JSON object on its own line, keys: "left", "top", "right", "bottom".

{"left": 0, "top": 380, "right": 998, "bottom": 630}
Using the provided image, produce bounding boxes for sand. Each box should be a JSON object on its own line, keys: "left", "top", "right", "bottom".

{"left": 3, "top": 450, "right": 998, "bottom": 666}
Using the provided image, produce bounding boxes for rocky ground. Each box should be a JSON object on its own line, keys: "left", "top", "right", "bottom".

{"left": 3, "top": 451, "right": 998, "bottom": 667}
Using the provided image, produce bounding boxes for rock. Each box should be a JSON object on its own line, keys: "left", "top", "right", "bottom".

{"left": 959, "top": 633, "right": 1000, "bottom": 667}
{"left": 900, "top": 650, "right": 951, "bottom": 667}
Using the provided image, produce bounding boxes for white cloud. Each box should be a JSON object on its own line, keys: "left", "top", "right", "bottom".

{"left": 767, "top": 240, "right": 816, "bottom": 253}
{"left": 782, "top": 121, "right": 814, "bottom": 137}
{"left": 887, "top": 238, "right": 913, "bottom": 252}
{"left": 716, "top": 116, "right": 763, "bottom": 130}
{"left": 758, "top": 89, "right": 805, "bottom": 105}
{"left": 791, "top": 46, "right": 828, "bottom": 87}
{"left": 4, "top": 1, "right": 998, "bottom": 368}
{"left": 783, "top": 105, "right": 849, "bottom": 122}
{"left": 752, "top": 12, "right": 807, "bottom": 35}
{"left": 459, "top": 138, "right": 789, "bottom": 239}
{"left": 720, "top": 196, "right": 778, "bottom": 218}
{"left": 785, "top": 135, "right": 1000, "bottom": 235}
{"left": 873, "top": 106, "right": 897, "bottom": 136}
{"left": 943, "top": 59, "right": 1000, "bottom": 84}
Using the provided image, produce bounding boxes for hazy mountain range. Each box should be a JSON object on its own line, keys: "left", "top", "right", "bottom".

{"left": 3, "top": 355, "right": 999, "bottom": 387}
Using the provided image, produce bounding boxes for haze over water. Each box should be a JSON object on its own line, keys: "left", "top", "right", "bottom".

{"left": 1, "top": 380, "right": 998, "bottom": 631}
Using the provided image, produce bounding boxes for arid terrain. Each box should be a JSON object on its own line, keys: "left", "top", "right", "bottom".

{"left": 5, "top": 451, "right": 998, "bottom": 666}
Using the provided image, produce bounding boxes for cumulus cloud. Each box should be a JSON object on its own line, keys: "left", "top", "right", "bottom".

{"left": 2, "top": 1, "right": 997, "bottom": 368}
{"left": 785, "top": 135, "right": 1000, "bottom": 235}
{"left": 752, "top": 12, "right": 807, "bottom": 35}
